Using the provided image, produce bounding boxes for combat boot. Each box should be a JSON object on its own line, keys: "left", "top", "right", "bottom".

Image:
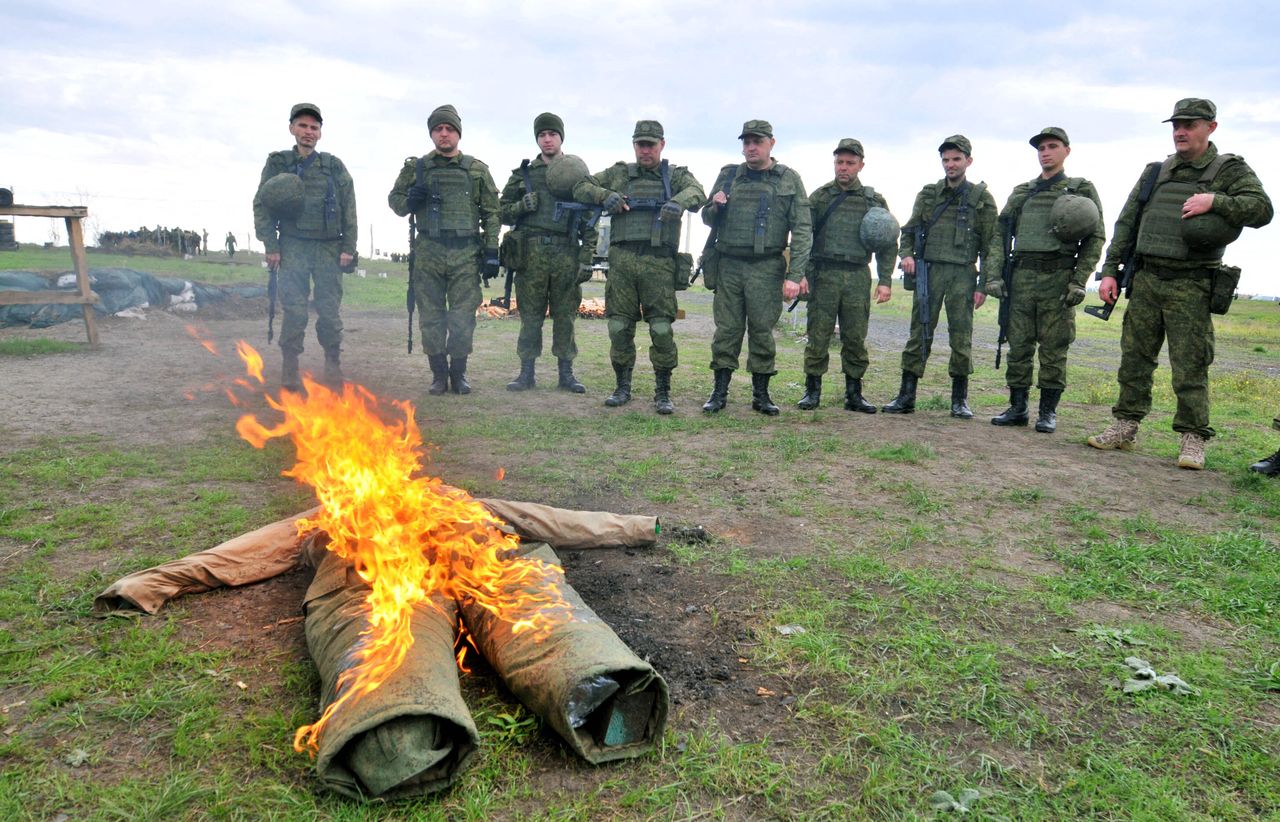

{"left": 844, "top": 377, "right": 877, "bottom": 413}
{"left": 1178, "top": 432, "right": 1207, "bottom": 470}
{"left": 448, "top": 356, "right": 471, "bottom": 395}
{"left": 702, "top": 368, "right": 732, "bottom": 413}
{"left": 281, "top": 350, "right": 303, "bottom": 394}
{"left": 950, "top": 376, "right": 973, "bottom": 419}
{"left": 428, "top": 354, "right": 450, "bottom": 396}
{"left": 991, "top": 387, "right": 1030, "bottom": 427}
{"left": 557, "top": 358, "right": 585, "bottom": 393}
{"left": 605, "top": 365, "right": 632, "bottom": 407}
{"left": 506, "top": 359, "right": 536, "bottom": 391}
{"left": 751, "top": 372, "right": 780, "bottom": 416}
{"left": 881, "top": 371, "right": 917, "bottom": 414}
{"left": 797, "top": 375, "right": 822, "bottom": 410}
{"left": 653, "top": 368, "right": 674, "bottom": 415}
{"left": 322, "top": 346, "right": 344, "bottom": 389}
{"left": 1249, "top": 448, "right": 1280, "bottom": 476}
{"left": 1035, "top": 388, "right": 1062, "bottom": 433}
{"left": 1087, "top": 418, "right": 1138, "bottom": 451}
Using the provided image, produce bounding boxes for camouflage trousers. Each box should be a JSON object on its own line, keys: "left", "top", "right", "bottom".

{"left": 710, "top": 254, "right": 787, "bottom": 374}
{"left": 515, "top": 237, "right": 581, "bottom": 362}
{"left": 412, "top": 237, "right": 482, "bottom": 358}
{"left": 1003, "top": 263, "right": 1077, "bottom": 391}
{"left": 605, "top": 243, "right": 679, "bottom": 371}
{"left": 803, "top": 261, "right": 872, "bottom": 378}
{"left": 899, "top": 261, "right": 977, "bottom": 378}
{"left": 277, "top": 234, "right": 343, "bottom": 356}
{"left": 1113, "top": 270, "right": 1216, "bottom": 438}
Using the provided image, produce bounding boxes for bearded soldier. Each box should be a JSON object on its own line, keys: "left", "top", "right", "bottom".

{"left": 797, "top": 138, "right": 897, "bottom": 413}
{"left": 989, "top": 127, "right": 1105, "bottom": 432}
{"left": 252, "top": 102, "right": 358, "bottom": 392}
{"left": 388, "top": 104, "right": 500, "bottom": 396}
{"left": 700, "top": 119, "right": 812, "bottom": 416}
{"left": 1088, "top": 98, "right": 1272, "bottom": 469}
{"left": 577, "top": 120, "right": 706, "bottom": 414}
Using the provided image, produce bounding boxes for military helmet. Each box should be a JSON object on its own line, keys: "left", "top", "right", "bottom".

{"left": 859, "top": 207, "right": 900, "bottom": 252}
{"left": 1049, "top": 194, "right": 1100, "bottom": 242}
{"left": 259, "top": 173, "right": 304, "bottom": 218}
{"left": 1181, "top": 212, "right": 1242, "bottom": 249}
{"left": 545, "top": 154, "right": 590, "bottom": 198}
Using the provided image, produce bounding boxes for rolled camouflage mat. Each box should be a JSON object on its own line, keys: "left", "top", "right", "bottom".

{"left": 459, "top": 543, "right": 668, "bottom": 764}
{"left": 303, "top": 552, "right": 478, "bottom": 799}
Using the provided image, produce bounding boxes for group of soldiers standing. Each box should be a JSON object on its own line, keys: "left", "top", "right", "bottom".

{"left": 250, "top": 98, "right": 1278, "bottom": 475}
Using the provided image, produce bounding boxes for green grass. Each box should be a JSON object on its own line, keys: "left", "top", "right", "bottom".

{"left": 0, "top": 338, "right": 82, "bottom": 356}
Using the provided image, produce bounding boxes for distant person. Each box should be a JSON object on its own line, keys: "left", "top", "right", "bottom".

{"left": 1251, "top": 414, "right": 1280, "bottom": 476}
{"left": 1087, "top": 98, "right": 1272, "bottom": 469}
{"left": 252, "top": 102, "right": 358, "bottom": 393}
{"left": 202, "top": 229, "right": 209, "bottom": 256}
{"left": 990, "top": 127, "right": 1105, "bottom": 433}
{"left": 388, "top": 104, "right": 500, "bottom": 396}
{"left": 225, "top": 231, "right": 237, "bottom": 257}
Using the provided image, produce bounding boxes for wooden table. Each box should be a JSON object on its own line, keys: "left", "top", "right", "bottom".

{"left": 0, "top": 204, "right": 100, "bottom": 345}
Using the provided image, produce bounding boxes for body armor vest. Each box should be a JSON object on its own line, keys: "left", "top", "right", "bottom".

{"left": 922, "top": 182, "right": 984, "bottom": 265}
{"left": 610, "top": 164, "right": 679, "bottom": 250}
{"left": 719, "top": 165, "right": 792, "bottom": 255}
{"left": 1015, "top": 178, "right": 1082, "bottom": 254}
{"left": 280, "top": 152, "right": 341, "bottom": 239}
{"left": 813, "top": 187, "right": 876, "bottom": 263}
{"left": 419, "top": 157, "right": 478, "bottom": 237}
{"left": 1136, "top": 155, "right": 1233, "bottom": 263}
{"left": 517, "top": 161, "right": 573, "bottom": 235}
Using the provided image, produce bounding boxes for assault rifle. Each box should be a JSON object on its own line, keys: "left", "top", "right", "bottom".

{"left": 1084, "top": 161, "right": 1161, "bottom": 321}
{"left": 911, "top": 226, "right": 933, "bottom": 363}
{"left": 406, "top": 212, "right": 417, "bottom": 353}
{"left": 624, "top": 197, "right": 662, "bottom": 210}
{"left": 266, "top": 260, "right": 278, "bottom": 343}
{"left": 553, "top": 201, "right": 603, "bottom": 230}
{"left": 994, "top": 215, "right": 1015, "bottom": 367}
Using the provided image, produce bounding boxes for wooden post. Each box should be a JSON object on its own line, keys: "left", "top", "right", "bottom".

{"left": 0, "top": 204, "right": 99, "bottom": 345}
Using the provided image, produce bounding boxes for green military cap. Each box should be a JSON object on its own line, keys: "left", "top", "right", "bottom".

{"left": 290, "top": 102, "right": 323, "bottom": 123}
{"left": 632, "top": 120, "right": 665, "bottom": 143}
{"left": 938, "top": 134, "right": 971, "bottom": 155}
{"left": 1163, "top": 97, "right": 1217, "bottom": 122}
{"left": 738, "top": 119, "right": 773, "bottom": 139}
{"left": 833, "top": 138, "right": 864, "bottom": 157}
{"left": 534, "top": 112, "right": 565, "bottom": 139}
{"left": 428, "top": 104, "right": 462, "bottom": 135}
{"left": 1029, "top": 126, "right": 1069, "bottom": 147}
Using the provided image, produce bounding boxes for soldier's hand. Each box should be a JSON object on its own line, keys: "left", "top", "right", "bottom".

{"left": 406, "top": 183, "right": 431, "bottom": 211}
{"left": 1099, "top": 275, "right": 1119, "bottom": 304}
{"left": 973, "top": 291, "right": 987, "bottom": 310}
{"left": 1182, "top": 192, "right": 1215, "bottom": 218}
{"left": 601, "top": 192, "right": 624, "bottom": 214}
{"left": 1062, "top": 282, "right": 1086, "bottom": 306}
{"left": 577, "top": 263, "right": 594, "bottom": 284}
{"left": 875, "top": 285, "right": 892, "bottom": 304}
{"left": 899, "top": 256, "right": 916, "bottom": 275}
{"left": 982, "top": 279, "right": 1005, "bottom": 299}
{"left": 660, "top": 200, "right": 683, "bottom": 223}
{"left": 265, "top": 252, "right": 281, "bottom": 271}
{"left": 782, "top": 280, "right": 801, "bottom": 301}
{"left": 711, "top": 191, "right": 729, "bottom": 207}
{"left": 482, "top": 255, "right": 500, "bottom": 284}
{"left": 520, "top": 192, "right": 539, "bottom": 213}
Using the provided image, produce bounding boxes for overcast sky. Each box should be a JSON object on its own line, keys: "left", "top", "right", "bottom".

{"left": 4, "top": 0, "right": 1278, "bottom": 292}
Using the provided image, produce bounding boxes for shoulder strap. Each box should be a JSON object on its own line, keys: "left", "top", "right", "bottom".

{"left": 659, "top": 159, "right": 671, "bottom": 201}
{"left": 814, "top": 189, "right": 851, "bottom": 237}
{"left": 1199, "top": 154, "right": 1231, "bottom": 185}
{"left": 519, "top": 159, "right": 532, "bottom": 194}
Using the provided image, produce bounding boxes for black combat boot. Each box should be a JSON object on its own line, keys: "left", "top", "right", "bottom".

{"left": 322, "top": 346, "right": 343, "bottom": 389}
{"left": 605, "top": 365, "right": 632, "bottom": 407}
{"left": 1035, "top": 388, "right": 1062, "bottom": 433}
{"left": 281, "top": 351, "right": 303, "bottom": 394}
{"left": 428, "top": 354, "right": 450, "bottom": 396}
{"left": 653, "top": 368, "right": 674, "bottom": 415}
{"left": 881, "top": 371, "right": 917, "bottom": 414}
{"left": 557, "top": 358, "right": 585, "bottom": 393}
{"left": 797, "top": 375, "right": 822, "bottom": 410}
{"left": 702, "top": 368, "right": 732, "bottom": 413}
{"left": 449, "top": 356, "right": 471, "bottom": 395}
{"left": 991, "top": 387, "right": 1029, "bottom": 426}
{"left": 1250, "top": 448, "right": 1280, "bottom": 477}
{"left": 751, "top": 372, "right": 780, "bottom": 416}
{"left": 844, "top": 376, "right": 877, "bottom": 413}
{"left": 506, "top": 359, "right": 536, "bottom": 391}
{"left": 950, "top": 376, "right": 973, "bottom": 419}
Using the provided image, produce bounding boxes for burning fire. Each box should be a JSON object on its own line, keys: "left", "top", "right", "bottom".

{"left": 230, "top": 343, "right": 567, "bottom": 755}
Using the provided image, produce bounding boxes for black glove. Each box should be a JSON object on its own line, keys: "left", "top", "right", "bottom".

{"left": 406, "top": 183, "right": 430, "bottom": 211}
{"left": 1062, "top": 282, "right": 1086, "bottom": 306}
{"left": 660, "top": 199, "right": 683, "bottom": 222}
{"left": 482, "top": 254, "right": 500, "bottom": 285}
{"left": 601, "top": 192, "right": 624, "bottom": 214}
{"left": 520, "top": 192, "right": 539, "bottom": 213}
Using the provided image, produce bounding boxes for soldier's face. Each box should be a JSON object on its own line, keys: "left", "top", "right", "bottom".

{"left": 833, "top": 151, "right": 864, "bottom": 185}
{"left": 1171, "top": 118, "right": 1217, "bottom": 160}
{"left": 940, "top": 149, "right": 972, "bottom": 181}
{"left": 537, "top": 129, "right": 563, "bottom": 158}
{"left": 633, "top": 139, "right": 665, "bottom": 169}
{"left": 741, "top": 135, "right": 775, "bottom": 169}
{"left": 289, "top": 115, "right": 322, "bottom": 150}
{"left": 431, "top": 124, "right": 460, "bottom": 155}
{"left": 1036, "top": 139, "right": 1070, "bottom": 175}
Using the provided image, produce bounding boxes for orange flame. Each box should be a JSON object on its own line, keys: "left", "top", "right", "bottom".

{"left": 231, "top": 343, "right": 567, "bottom": 756}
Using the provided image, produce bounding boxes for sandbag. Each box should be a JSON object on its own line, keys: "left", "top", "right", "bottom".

{"left": 478, "top": 499, "right": 657, "bottom": 550}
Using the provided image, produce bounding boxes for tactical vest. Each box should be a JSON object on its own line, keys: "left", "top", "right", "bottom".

{"left": 1136, "top": 154, "right": 1234, "bottom": 263}
{"left": 1015, "top": 177, "right": 1085, "bottom": 254}
{"left": 922, "top": 181, "right": 985, "bottom": 265}
{"left": 609, "top": 163, "right": 680, "bottom": 250}
{"left": 718, "top": 164, "right": 793, "bottom": 256}
{"left": 516, "top": 161, "right": 573, "bottom": 235}
{"left": 813, "top": 186, "right": 878, "bottom": 263}
{"left": 279, "top": 151, "right": 341, "bottom": 240}
{"left": 419, "top": 155, "right": 478, "bottom": 237}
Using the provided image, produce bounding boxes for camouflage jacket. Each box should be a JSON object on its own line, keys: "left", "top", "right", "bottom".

{"left": 387, "top": 150, "right": 500, "bottom": 252}
{"left": 702, "top": 161, "right": 812, "bottom": 282}
{"left": 498, "top": 154, "right": 600, "bottom": 248}
{"left": 252, "top": 147, "right": 357, "bottom": 256}
{"left": 999, "top": 174, "right": 1106, "bottom": 286}
{"left": 809, "top": 179, "right": 895, "bottom": 286}
{"left": 897, "top": 177, "right": 1001, "bottom": 285}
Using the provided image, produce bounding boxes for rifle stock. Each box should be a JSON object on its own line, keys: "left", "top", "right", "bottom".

{"left": 406, "top": 215, "right": 416, "bottom": 353}
{"left": 912, "top": 228, "right": 932, "bottom": 363}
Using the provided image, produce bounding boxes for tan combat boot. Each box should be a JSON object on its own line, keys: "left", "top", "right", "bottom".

{"left": 1178, "top": 432, "right": 1207, "bottom": 470}
{"left": 1087, "top": 418, "right": 1138, "bottom": 451}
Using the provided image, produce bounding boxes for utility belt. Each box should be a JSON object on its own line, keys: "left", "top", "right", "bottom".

{"left": 422, "top": 232, "right": 479, "bottom": 249}
{"left": 813, "top": 253, "right": 871, "bottom": 267}
{"left": 719, "top": 245, "right": 784, "bottom": 261}
{"left": 526, "top": 232, "right": 576, "bottom": 247}
{"left": 1014, "top": 253, "right": 1076, "bottom": 272}
{"left": 1140, "top": 259, "right": 1216, "bottom": 280}
{"left": 611, "top": 240, "right": 674, "bottom": 258}
{"left": 278, "top": 227, "right": 342, "bottom": 243}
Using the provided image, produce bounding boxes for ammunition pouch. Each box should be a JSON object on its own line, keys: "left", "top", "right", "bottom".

{"left": 499, "top": 230, "right": 525, "bottom": 271}
{"left": 1209, "top": 264, "right": 1241, "bottom": 315}
{"left": 903, "top": 271, "right": 916, "bottom": 292}
{"left": 698, "top": 248, "right": 720, "bottom": 292}
{"left": 674, "top": 252, "right": 693, "bottom": 292}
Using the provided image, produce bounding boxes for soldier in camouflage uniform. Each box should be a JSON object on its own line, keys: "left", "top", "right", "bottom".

{"left": 798, "top": 138, "right": 895, "bottom": 413}
{"left": 1251, "top": 414, "right": 1280, "bottom": 476}
{"left": 388, "top": 104, "right": 500, "bottom": 396}
{"left": 498, "top": 112, "right": 599, "bottom": 394}
{"left": 884, "top": 135, "right": 1000, "bottom": 417}
{"left": 990, "top": 127, "right": 1105, "bottom": 433}
{"left": 576, "top": 120, "right": 706, "bottom": 414}
{"left": 700, "top": 119, "right": 812, "bottom": 416}
{"left": 1088, "top": 98, "right": 1273, "bottom": 469}
{"left": 252, "top": 103, "right": 357, "bottom": 393}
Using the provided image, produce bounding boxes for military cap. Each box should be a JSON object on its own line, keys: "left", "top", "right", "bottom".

{"left": 938, "top": 134, "right": 972, "bottom": 155}
{"left": 833, "top": 138, "right": 864, "bottom": 157}
{"left": 534, "top": 112, "right": 565, "bottom": 139}
{"left": 1163, "top": 98, "right": 1217, "bottom": 122}
{"left": 1030, "top": 126, "right": 1069, "bottom": 147}
{"left": 632, "top": 120, "right": 665, "bottom": 143}
{"left": 428, "top": 104, "right": 462, "bottom": 135}
{"left": 289, "top": 102, "right": 322, "bottom": 123}
{"left": 738, "top": 119, "right": 773, "bottom": 139}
